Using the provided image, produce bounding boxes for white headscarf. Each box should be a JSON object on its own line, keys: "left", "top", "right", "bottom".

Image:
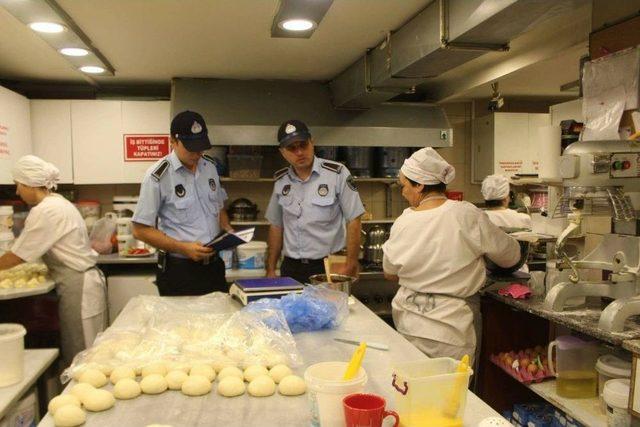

{"left": 400, "top": 147, "right": 455, "bottom": 185}
{"left": 12, "top": 155, "right": 60, "bottom": 190}
{"left": 481, "top": 174, "right": 510, "bottom": 201}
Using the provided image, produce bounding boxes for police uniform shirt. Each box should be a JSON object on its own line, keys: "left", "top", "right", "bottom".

{"left": 133, "top": 151, "right": 227, "bottom": 255}
{"left": 265, "top": 157, "right": 365, "bottom": 260}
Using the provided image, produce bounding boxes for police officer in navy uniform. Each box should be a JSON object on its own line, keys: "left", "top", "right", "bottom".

{"left": 265, "top": 119, "right": 365, "bottom": 283}
{"left": 132, "top": 111, "right": 232, "bottom": 296}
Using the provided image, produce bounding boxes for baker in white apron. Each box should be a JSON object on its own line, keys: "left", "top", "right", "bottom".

{"left": 0, "top": 155, "right": 107, "bottom": 366}
{"left": 481, "top": 174, "right": 532, "bottom": 229}
{"left": 382, "top": 148, "right": 520, "bottom": 364}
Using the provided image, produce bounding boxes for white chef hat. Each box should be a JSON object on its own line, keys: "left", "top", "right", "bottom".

{"left": 400, "top": 147, "right": 455, "bottom": 185}
{"left": 481, "top": 174, "right": 510, "bottom": 201}
{"left": 12, "top": 155, "right": 60, "bottom": 190}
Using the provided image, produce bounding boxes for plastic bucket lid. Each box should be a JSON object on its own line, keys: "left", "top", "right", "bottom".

{"left": 596, "top": 355, "right": 632, "bottom": 378}
{"left": 603, "top": 378, "right": 630, "bottom": 409}
{"left": 0, "top": 323, "right": 26, "bottom": 342}
{"left": 238, "top": 241, "right": 267, "bottom": 250}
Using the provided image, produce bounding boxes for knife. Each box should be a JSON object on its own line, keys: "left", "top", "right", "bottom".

{"left": 334, "top": 337, "right": 389, "bottom": 351}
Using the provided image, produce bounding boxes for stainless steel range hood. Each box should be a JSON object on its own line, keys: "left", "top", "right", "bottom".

{"left": 171, "top": 79, "right": 452, "bottom": 147}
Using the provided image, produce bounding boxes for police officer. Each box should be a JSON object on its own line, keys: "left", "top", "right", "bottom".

{"left": 265, "top": 119, "right": 365, "bottom": 283}
{"left": 132, "top": 110, "right": 232, "bottom": 296}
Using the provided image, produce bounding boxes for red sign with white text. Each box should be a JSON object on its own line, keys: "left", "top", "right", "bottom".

{"left": 124, "top": 134, "right": 170, "bottom": 161}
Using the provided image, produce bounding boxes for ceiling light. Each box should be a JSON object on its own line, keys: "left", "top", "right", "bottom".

{"left": 80, "top": 66, "right": 105, "bottom": 74}
{"left": 29, "top": 22, "right": 65, "bottom": 33}
{"left": 279, "top": 18, "right": 315, "bottom": 32}
{"left": 60, "top": 47, "right": 89, "bottom": 57}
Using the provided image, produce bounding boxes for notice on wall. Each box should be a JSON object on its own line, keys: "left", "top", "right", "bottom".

{"left": 0, "top": 124, "right": 9, "bottom": 159}
{"left": 124, "top": 134, "right": 170, "bottom": 161}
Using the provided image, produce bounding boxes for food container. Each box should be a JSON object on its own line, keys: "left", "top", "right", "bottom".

{"left": 229, "top": 198, "right": 259, "bottom": 221}
{"left": 220, "top": 249, "right": 234, "bottom": 270}
{"left": 117, "top": 235, "right": 133, "bottom": 254}
{"left": 342, "top": 147, "right": 373, "bottom": 178}
{"left": 0, "top": 323, "right": 27, "bottom": 387}
{"left": 0, "top": 205, "right": 14, "bottom": 232}
{"left": 228, "top": 155, "right": 263, "bottom": 179}
{"left": 392, "top": 357, "right": 472, "bottom": 427}
{"left": 112, "top": 196, "right": 138, "bottom": 217}
{"left": 116, "top": 217, "right": 132, "bottom": 236}
{"left": 596, "top": 355, "right": 631, "bottom": 412}
{"left": 0, "top": 231, "right": 15, "bottom": 256}
{"left": 304, "top": 361, "right": 367, "bottom": 427}
{"left": 548, "top": 336, "right": 599, "bottom": 398}
{"left": 236, "top": 241, "right": 267, "bottom": 269}
{"left": 308, "top": 274, "right": 357, "bottom": 294}
{"left": 603, "top": 379, "right": 631, "bottom": 427}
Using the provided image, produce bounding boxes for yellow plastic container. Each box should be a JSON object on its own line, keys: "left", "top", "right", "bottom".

{"left": 392, "top": 358, "right": 473, "bottom": 427}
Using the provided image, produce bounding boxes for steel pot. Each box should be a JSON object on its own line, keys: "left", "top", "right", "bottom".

{"left": 364, "top": 225, "right": 388, "bottom": 264}
{"left": 229, "top": 198, "right": 258, "bottom": 221}
{"left": 342, "top": 147, "right": 373, "bottom": 177}
{"left": 308, "top": 274, "right": 357, "bottom": 295}
{"left": 377, "top": 147, "right": 410, "bottom": 178}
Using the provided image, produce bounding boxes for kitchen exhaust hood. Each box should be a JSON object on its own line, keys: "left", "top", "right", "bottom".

{"left": 171, "top": 79, "right": 452, "bottom": 147}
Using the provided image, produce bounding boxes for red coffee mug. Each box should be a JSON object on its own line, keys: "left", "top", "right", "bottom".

{"left": 343, "top": 393, "right": 400, "bottom": 427}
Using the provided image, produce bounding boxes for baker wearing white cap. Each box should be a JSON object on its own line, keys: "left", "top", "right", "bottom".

{"left": 0, "top": 155, "right": 106, "bottom": 366}
{"left": 481, "top": 174, "right": 532, "bottom": 229}
{"left": 382, "top": 148, "right": 520, "bottom": 363}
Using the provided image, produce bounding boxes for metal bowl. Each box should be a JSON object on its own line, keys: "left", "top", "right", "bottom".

{"left": 308, "top": 274, "right": 357, "bottom": 295}
{"left": 484, "top": 240, "right": 530, "bottom": 275}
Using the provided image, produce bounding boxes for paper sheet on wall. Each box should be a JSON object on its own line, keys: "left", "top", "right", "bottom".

{"left": 582, "top": 85, "right": 626, "bottom": 141}
{"left": 583, "top": 47, "right": 640, "bottom": 111}
{"left": 0, "top": 124, "right": 9, "bottom": 159}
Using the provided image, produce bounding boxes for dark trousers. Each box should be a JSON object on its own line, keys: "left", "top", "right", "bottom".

{"left": 156, "top": 255, "right": 227, "bottom": 296}
{"left": 281, "top": 256, "right": 325, "bottom": 284}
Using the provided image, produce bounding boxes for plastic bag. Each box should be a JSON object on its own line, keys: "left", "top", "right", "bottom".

{"left": 89, "top": 216, "right": 116, "bottom": 254}
{"left": 244, "top": 284, "right": 349, "bottom": 333}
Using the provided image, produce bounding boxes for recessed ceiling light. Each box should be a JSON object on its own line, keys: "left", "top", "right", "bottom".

{"left": 279, "top": 19, "right": 316, "bottom": 32}
{"left": 29, "top": 22, "right": 65, "bottom": 33}
{"left": 60, "top": 48, "right": 89, "bottom": 57}
{"left": 80, "top": 66, "right": 105, "bottom": 74}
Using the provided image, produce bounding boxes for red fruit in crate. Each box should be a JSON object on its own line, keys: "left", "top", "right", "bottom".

{"left": 527, "top": 363, "right": 538, "bottom": 375}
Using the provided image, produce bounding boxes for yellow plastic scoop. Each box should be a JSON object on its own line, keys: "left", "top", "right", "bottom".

{"left": 343, "top": 342, "right": 367, "bottom": 380}
{"left": 442, "top": 354, "right": 470, "bottom": 419}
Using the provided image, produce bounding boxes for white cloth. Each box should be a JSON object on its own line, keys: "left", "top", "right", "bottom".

{"left": 485, "top": 209, "right": 532, "bottom": 230}
{"left": 12, "top": 155, "right": 60, "bottom": 190}
{"left": 400, "top": 148, "right": 455, "bottom": 185}
{"left": 12, "top": 194, "right": 98, "bottom": 271}
{"left": 383, "top": 200, "right": 520, "bottom": 348}
{"left": 481, "top": 174, "right": 510, "bottom": 201}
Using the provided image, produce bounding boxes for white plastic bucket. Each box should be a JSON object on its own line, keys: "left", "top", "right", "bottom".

{"left": 117, "top": 235, "right": 132, "bottom": 254}
{"left": 603, "top": 379, "right": 631, "bottom": 427}
{"left": 116, "top": 217, "right": 132, "bottom": 236}
{"left": 0, "top": 323, "right": 27, "bottom": 387}
{"left": 0, "top": 206, "right": 14, "bottom": 232}
{"left": 237, "top": 241, "right": 267, "bottom": 269}
{"left": 596, "top": 355, "right": 631, "bottom": 412}
{"left": 304, "top": 361, "right": 367, "bottom": 427}
{"left": 0, "top": 231, "right": 15, "bottom": 256}
{"left": 219, "top": 249, "right": 234, "bottom": 270}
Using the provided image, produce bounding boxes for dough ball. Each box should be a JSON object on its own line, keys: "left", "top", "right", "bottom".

{"left": 244, "top": 365, "right": 269, "bottom": 382}
{"left": 110, "top": 366, "right": 136, "bottom": 384}
{"left": 166, "top": 370, "right": 188, "bottom": 390}
{"left": 166, "top": 361, "right": 190, "bottom": 374}
{"left": 247, "top": 375, "right": 276, "bottom": 397}
{"left": 83, "top": 389, "right": 115, "bottom": 412}
{"left": 190, "top": 364, "right": 215, "bottom": 382}
{"left": 217, "top": 376, "right": 246, "bottom": 397}
{"left": 141, "top": 374, "right": 168, "bottom": 395}
{"left": 268, "top": 364, "right": 292, "bottom": 384}
{"left": 141, "top": 362, "right": 168, "bottom": 378}
{"left": 78, "top": 369, "right": 108, "bottom": 388}
{"left": 48, "top": 394, "right": 81, "bottom": 414}
{"left": 211, "top": 358, "right": 236, "bottom": 373}
{"left": 181, "top": 375, "right": 212, "bottom": 396}
{"left": 53, "top": 404, "right": 86, "bottom": 427}
{"left": 113, "top": 378, "right": 141, "bottom": 400}
{"left": 96, "top": 364, "right": 113, "bottom": 376}
{"left": 278, "top": 375, "right": 306, "bottom": 396}
{"left": 69, "top": 383, "right": 95, "bottom": 402}
{"left": 218, "top": 366, "right": 244, "bottom": 381}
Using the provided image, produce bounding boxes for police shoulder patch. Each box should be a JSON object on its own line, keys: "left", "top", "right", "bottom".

{"left": 274, "top": 167, "right": 289, "bottom": 181}
{"left": 151, "top": 160, "right": 169, "bottom": 182}
{"left": 202, "top": 154, "right": 216, "bottom": 165}
{"left": 321, "top": 161, "right": 342, "bottom": 174}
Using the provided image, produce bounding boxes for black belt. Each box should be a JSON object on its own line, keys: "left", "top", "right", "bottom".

{"left": 284, "top": 256, "right": 324, "bottom": 265}
{"left": 159, "top": 251, "right": 217, "bottom": 267}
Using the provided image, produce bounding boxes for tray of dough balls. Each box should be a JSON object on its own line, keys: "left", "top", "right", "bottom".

{"left": 43, "top": 295, "right": 308, "bottom": 427}
{"left": 0, "top": 263, "right": 55, "bottom": 300}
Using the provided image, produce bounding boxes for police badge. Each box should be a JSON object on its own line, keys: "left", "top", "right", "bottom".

{"left": 209, "top": 178, "right": 217, "bottom": 191}
{"left": 317, "top": 184, "right": 329, "bottom": 197}
{"left": 175, "top": 184, "right": 186, "bottom": 198}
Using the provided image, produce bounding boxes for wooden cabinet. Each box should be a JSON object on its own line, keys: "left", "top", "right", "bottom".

{"left": 472, "top": 112, "right": 550, "bottom": 182}
{"left": 0, "top": 86, "right": 32, "bottom": 184}
{"left": 30, "top": 100, "right": 73, "bottom": 183}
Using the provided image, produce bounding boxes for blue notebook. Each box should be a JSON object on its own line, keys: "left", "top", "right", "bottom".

{"left": 205, "top": 227, "right": 255, "bottom": 251}
{"left": 234, "top": 277, "right": 304, "bottom": 293}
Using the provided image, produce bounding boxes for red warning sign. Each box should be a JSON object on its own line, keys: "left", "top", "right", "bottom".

{"left": 124, "top": 134, "right": 170, "bottom": 161}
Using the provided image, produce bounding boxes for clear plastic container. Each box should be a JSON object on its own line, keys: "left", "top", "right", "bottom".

{"left": 392, "top": 357, "right": 473, "bottom": 427}
{"left": 548, "top": 336, "right": 600, "bottom": 398}
{"left": 596, "top": 354, "right": 631, "bottom": 412}
{"left": 0, "top": 323, "right": 26, "bottom": 387}
{"left": 116, "top": 217, "right": 133, "bottom": 236}
{"left": 228, "top": 155, "right": 262, "bottom": 179}
{"left": 0, "top": 205, "right": 14, "bottom": 232}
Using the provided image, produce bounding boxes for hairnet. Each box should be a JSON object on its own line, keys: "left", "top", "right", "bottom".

{"left": 12, "top": 155, "right": 60, "bottom": 190}
{"left": 400, "top": 147, "right": 455, "bottom": 185}
{"left": 481, "top": 174, "right": 510, "bottom": 201}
